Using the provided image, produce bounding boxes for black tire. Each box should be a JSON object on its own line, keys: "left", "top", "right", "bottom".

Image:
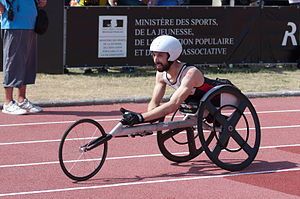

{"left": 170, "top": 109, "right": 199, "bottom": 145}
{"left": 157, "top": 114, "right": 214, "bottom": 163}
{"left": 197, "top": 85, "right": 261, "bottom": 171}
{"left": 59, "top": 119, "right": 108, "bottom": 181}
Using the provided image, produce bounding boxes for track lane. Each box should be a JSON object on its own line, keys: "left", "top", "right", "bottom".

{"left": 0, "top": 136, "right": 299, "bottom": 197}
{"left": 0, "top": 127, "right": 300, "bottom": 166}
{"left": 1, "top": 97, "right": 300, "bottom": 198}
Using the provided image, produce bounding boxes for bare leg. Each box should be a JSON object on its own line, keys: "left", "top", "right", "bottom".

{"left": 17, "top": 85, "right": 26, "bottom": 103}
{"left": 4, "top": 87, "right": 13, "bottom": 105}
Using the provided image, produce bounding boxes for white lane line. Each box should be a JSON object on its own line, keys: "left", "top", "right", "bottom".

{"left": 0, "top": 137, "right": 95, "bottom": 146}
{"left": 0, "top": 139, "right": 61, "bottom": 146}
{"left": 0, "top": 109, "right": 300, "bottom": 128}
{"left": 0, "top": 153, "right": 165, "bottom": 168}
{"left": 0, "top": 118, "right": 119, "bottom": 127}
{"left": 0, "top": 143, "right": 299, "bottom": 169}
{"left": 0, "top": 167, "right": 299, "bottom": 197}
{"left": 1, "top": 123, "right": 300, "bottom": 146}
{"left": 256, "top": 109, "right": 300, "bottom": 114}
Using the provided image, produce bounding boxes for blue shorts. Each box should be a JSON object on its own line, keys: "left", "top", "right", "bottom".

{"left": 2, "top": 29, "right": 37, "bottom": 88}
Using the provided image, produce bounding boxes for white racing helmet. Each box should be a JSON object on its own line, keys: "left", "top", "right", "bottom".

{"left": 150, "top": 35, "right": 182, "bottom": 61}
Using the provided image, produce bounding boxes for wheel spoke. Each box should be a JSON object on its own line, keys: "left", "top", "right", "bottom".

{"left": 59, "top": 119, "right": 107, "bottom": 181}
{"left": 197, "top": 85, "right": 261, "bottom": 171}
{"left": 157, "top": 127, "right": 207, "bottom": 163}
{"left": 230, "top": 130, "right": 254, "bottom": 156}
{"left": 69, "top": 152, "right": 84, "bottom": 172}
{"left": 206, "top": 101, "right": 219, "bottom": 116}
{"left": 186, "top": 128, "right": 197, "bottom": 155}
{"left": 211, "top": 128, "right": 229, "bottom": 157}
{"left": 211, "top": 143, "right": 222, "bottom": 158}
{"left": 159, "top": 128, "right": 185, "bottom": 141}
{"left": 206, "top": 101, "right": 228, "bottom": 126}
{"left": 228, "top": 101, "right": 247, "bottom": 128}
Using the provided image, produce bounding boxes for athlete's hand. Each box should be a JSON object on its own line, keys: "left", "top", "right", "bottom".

{"left": 120, "top": 108, "right": 144, "bottom": 126}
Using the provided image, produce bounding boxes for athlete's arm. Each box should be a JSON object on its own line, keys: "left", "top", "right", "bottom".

{"left": 142, "top": 67, "right": 204, "bottom": 121}
{"left": 147, "top": 71, "right": 166, "bottom": 111}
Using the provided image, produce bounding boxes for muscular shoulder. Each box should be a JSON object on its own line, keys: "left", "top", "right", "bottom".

{"left": 181, "top": 66, "right": 204, "bottom": 87}
{"left": 182, "top": 66, "right": 203, "bottom": 80}
{"left": 155, "top": 71, "right": 166, "bottom": 84}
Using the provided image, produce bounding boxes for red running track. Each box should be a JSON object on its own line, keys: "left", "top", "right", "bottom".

{"left": 0, "top": 97, "right": 300, "bottom": 198}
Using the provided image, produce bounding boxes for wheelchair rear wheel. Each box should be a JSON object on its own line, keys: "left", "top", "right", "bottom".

{"left": 157, "top": 116, "right": 214, "bottom": 163}
{"left": 197, "top": 85, "right": 261, "bottom": 171}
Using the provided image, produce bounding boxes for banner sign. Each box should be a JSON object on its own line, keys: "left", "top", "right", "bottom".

{"left": 98, "top": 15, "right": 128, "bottom": 58}
{"left": 261, "top": 7, "right": 300, "bottom": 63}
{"left": 65, "top": 6, "right": 300, "bottom": 67}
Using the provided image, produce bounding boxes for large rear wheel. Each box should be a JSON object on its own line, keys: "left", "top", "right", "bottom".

{"left": 197, "top": 85, "right": 261, "bottom": 171}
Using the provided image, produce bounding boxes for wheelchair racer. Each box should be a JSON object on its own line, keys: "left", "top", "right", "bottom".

{"left": 122, "top": 35, "right": 232, "bottom": 126}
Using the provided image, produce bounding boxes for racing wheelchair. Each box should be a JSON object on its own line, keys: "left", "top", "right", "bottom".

{"left": 58, "top": 84, "right": 261, "bottom": 181}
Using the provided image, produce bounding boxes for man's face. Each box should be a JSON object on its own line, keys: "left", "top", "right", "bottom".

{"left": 152, "top": 52, "right": 170, "bottom": 72}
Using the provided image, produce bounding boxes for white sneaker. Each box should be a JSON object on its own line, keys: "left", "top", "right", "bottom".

{"left": 2, "top": 101, "right": 27, "bottom": 115}
{"left": 18, "top": 98, "right": 43, "bottom": 113}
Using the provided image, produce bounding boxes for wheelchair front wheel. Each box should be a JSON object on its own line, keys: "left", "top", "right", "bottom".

{"left": 59, "top": 119, "right": 108, "bottom": 181}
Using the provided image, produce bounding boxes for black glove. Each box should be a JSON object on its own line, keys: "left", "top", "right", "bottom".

{"left": 120, "top": 108, "right": 144, "bottom": 126}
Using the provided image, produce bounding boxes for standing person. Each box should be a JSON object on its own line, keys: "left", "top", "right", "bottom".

{"left": 120, "top": 35, "right": 233, "bottom": 126}
{"left": 0, "top": 0, "right": 46, "bottom": 115}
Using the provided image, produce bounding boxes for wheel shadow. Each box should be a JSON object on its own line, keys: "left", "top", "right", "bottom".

{"left": 73, "top": 159, "right": 298, "bottom": 185}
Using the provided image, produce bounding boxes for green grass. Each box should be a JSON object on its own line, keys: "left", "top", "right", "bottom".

{"left": 1, "top": 64, "right": 300, "bottom": 103}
